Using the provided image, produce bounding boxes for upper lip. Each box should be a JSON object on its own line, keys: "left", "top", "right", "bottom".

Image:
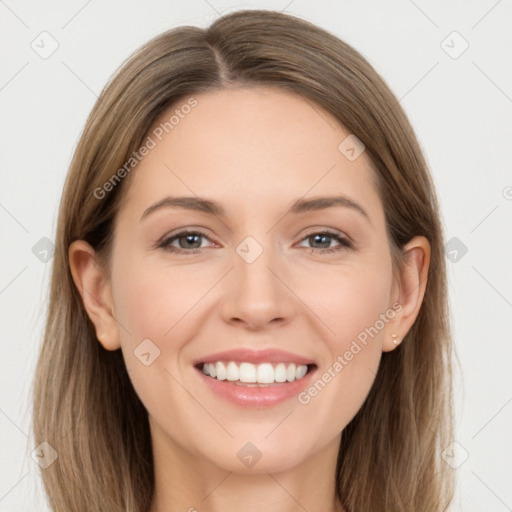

{"left": 194, "top": 348, "right": 316, "bottom": 366}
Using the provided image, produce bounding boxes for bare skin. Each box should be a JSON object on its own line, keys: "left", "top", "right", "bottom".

{"left": 69, "top": 86, "right": 430, "bottom": 512}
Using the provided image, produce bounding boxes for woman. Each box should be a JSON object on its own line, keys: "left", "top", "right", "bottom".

{"left": 33, "top": 9, "right": 454, "bottom": 512}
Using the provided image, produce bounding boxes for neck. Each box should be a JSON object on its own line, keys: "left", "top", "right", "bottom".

{"left": 149, "top": 422, "right": 344, "bottom": 512}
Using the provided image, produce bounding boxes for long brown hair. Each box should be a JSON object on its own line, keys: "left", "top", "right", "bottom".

{"left": 33, "top": 9, "right": 454, "bottom": 511}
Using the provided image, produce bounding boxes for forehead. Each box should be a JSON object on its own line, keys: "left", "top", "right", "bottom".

{"left": 118, "top": 86, "right": 383, "bottom": 225}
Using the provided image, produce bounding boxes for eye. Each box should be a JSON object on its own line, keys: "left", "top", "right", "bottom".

{"left": 158, "top": 230, "right": 214, "bottom": 254}
{"left": 158, "top": 229, "right": 352, "bottom": 256}
{"left": 296, "top": 230, "right": 352, "bottom": 254}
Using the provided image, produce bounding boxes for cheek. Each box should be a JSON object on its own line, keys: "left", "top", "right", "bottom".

{"left": 336, "top": 277, "right": 391, "bottom": 345}
{"left": 111, "top": 253, "right": 211, "bottom": 346}
{"left": 304, "top": 259, "right": 393, "bottom": 352}
{"left": 110, "top": 255, "right": 204, "bottom": 437}
{"left": 296, "top": 260, "right": 392, "bottom": 427}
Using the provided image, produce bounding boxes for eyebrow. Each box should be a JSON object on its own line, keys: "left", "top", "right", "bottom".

{"left": 140, "top": 195, "right": 371, "bottom": 223}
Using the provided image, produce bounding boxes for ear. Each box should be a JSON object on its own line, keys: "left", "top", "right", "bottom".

{"left": 382, "top": 235, "right": 431, "bottom": 352}
{"left": 68, "top": 240, "right": 121, "bottom": 351}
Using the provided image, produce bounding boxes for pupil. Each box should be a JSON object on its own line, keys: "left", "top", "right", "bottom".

{"left": 182, "top": 234, "right": 200, "bottom": 248}
{"left": 312, "top": 234, "right": 330, "bottom": 248}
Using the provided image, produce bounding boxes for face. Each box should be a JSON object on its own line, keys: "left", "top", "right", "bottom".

{"left": 105, "top": 87, "right": 401, "bottom": 473}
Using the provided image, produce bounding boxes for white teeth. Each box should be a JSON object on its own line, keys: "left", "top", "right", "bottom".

{"left": 296, "top": 364, "right": 307, "bottom": 379}
{"left": 286, "top": 363, "right": 296, "bottom": 382}
{"left": 226, "top": 361, "right": 239, "bottom": 381}
{"left": 200, "top": 361, "right": 310, "bottom": 384}
{"left": 256, "top": 363, "right": 274, "bottom": 384}
{"left": 239, "top": 362, "right": 257, "bottom": 383}
{"left": 274, "top": 363, "right": 287, "bottom": 383}
{"left": 215, "top": 361, "right": 226, "bottom": 380}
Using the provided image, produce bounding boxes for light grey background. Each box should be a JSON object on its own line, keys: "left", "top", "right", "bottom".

{"left": 1, "top": 1, "right": 511, "bottom": 510}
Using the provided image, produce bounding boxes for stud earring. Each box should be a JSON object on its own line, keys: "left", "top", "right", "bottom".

{"left": 391, "top": 333, "right": 399, "bottom": 344}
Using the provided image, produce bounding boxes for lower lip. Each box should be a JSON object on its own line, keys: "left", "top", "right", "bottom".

{"left": 196, "top": 366, "right": 317, "bottom": 408}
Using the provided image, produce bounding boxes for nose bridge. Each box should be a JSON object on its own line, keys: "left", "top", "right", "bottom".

{"left": 222, "top": 234, "right": 294, "bottom": 328}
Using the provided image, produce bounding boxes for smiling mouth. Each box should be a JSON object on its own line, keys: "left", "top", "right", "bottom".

{"left": 195, "top": 361, "right": 316, "bottom": 386}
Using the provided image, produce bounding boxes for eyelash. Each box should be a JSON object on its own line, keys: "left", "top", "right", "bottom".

{"left": 157, "top": 229, "right": 352, "bottom": 255}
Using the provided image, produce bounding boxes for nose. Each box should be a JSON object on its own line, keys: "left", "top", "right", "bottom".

{"left": 221, "top": 242, "right": 295, "bottom": 331}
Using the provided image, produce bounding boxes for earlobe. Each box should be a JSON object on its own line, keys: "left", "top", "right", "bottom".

{"left": 383, "top": 236, "right": 431, "bottom": 352}
{"left": 68, "top": 240, "right": 121, "bottom": 351}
